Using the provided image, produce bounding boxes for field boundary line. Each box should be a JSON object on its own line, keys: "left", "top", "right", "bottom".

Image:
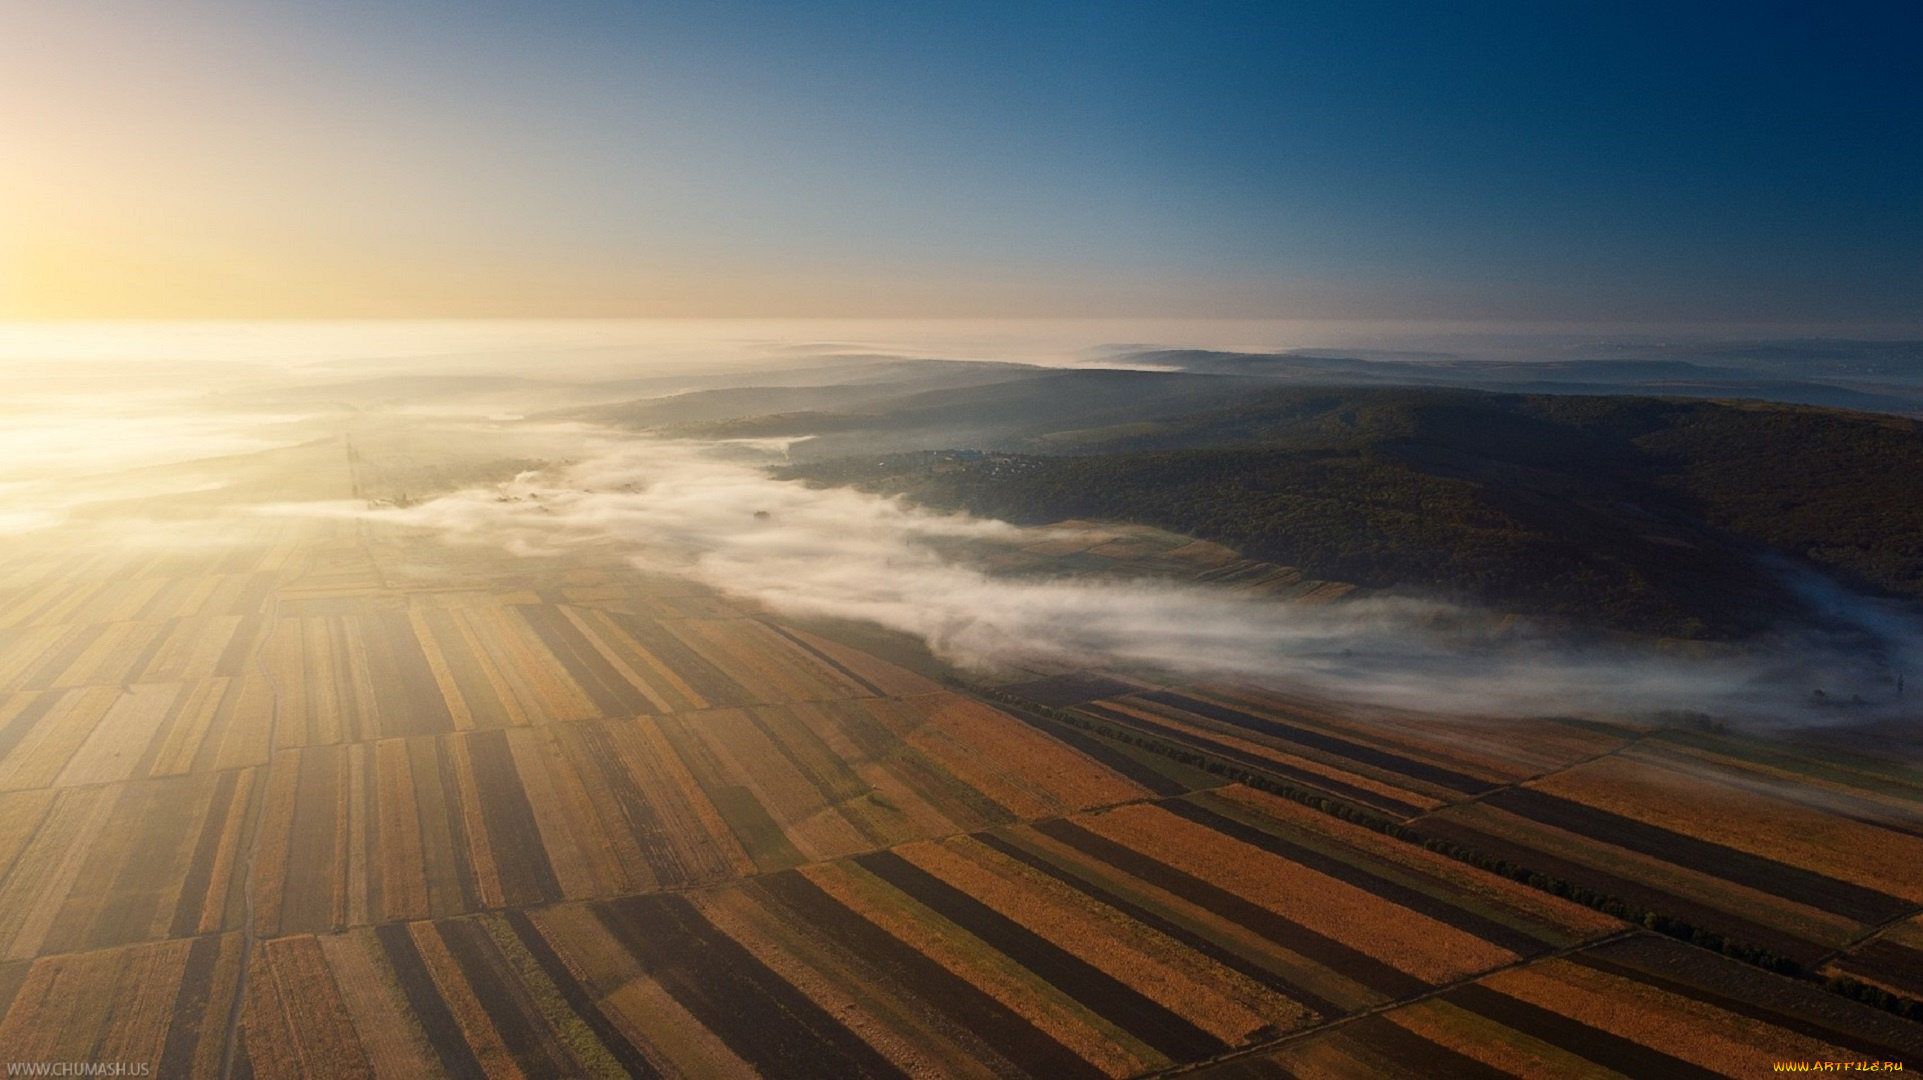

{"left": 1142, "top": 927, "right": 1643, "bottom": 1077}
{"left": 1809, "top": 903, "right": 1923, "bottom": 969}
{"left": 215, "top": 555, "right": 301, "bottom": 1079}
{"left": 1399, "top": 726, "right": 1661, "bottom": 822}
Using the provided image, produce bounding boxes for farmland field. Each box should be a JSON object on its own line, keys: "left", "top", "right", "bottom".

{"left": 10, "top": 0, "right": 1923, "bottom": 1059}
{"left": 1195, "top": 934, "right": 1923, "bottom": 1078}
{"left": 0, "top": 368, "right": 1920, "bottom": 1078}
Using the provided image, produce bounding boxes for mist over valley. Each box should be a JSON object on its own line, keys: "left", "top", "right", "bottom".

{"left": 5, "top": 321, "right": 1923, "bottom": 1074}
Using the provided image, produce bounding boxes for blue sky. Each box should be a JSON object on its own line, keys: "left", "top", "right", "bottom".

{"left": 3, "top": 0, "right": 1918, "bottom": 321}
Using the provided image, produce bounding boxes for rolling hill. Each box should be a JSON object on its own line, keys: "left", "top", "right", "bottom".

{"left": 784, "top": 387, "right": 1923, "bottom": 639}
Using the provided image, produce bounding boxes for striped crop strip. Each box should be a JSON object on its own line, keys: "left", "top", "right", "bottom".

{"left": 593, "top": 893, "right": 911, "bottom": 1079}
{"left": 1074, "top": 702, "right": 1427, "bottom": 817}
{"left": 605, "top": 611, "right": 757, "bottom": 708}
{"left": 123, "top": 617, "right": 183, "bottom": 682}
{"left": 465, "top": 730, "right": 565, "bottom": 906}
{"left": 998, "top": 709, "right": 1189, "bottom": 796}
{"left": 277, "top": 746, "right": 346, "bottom": 936}
{"left": 754, "top": 871, "right": 1108, "bottom": 1080}
{"left": 0, "top": 963, "right": 25, "bottom": 1027}
{"left": 1443, "top": 984, "right": 1726, "bottom": 1080}
{"left": 1567, "top": 951, "right": 1923, "bottom": 1063}
{"left": 1032, "top": 818, "right": 1429, "bottom": 1001}
{"left": 157, "top": 934, "right": 227, "bottom": 1078}
{"left": 737, "top": 707, "right": 878, "bottom": 814}
{"left": 373, "top": 922, "right": 488, "bottom": 1080}
{"left": 213, "top": 613, "right": 266, "bottom": 678}
{"left": 94, "top": 783, "right": 207, "bottom": 950}
{"left": 758, "top": 621, "right": 888, "bottom": 697}
{"left": 1335, "top": 1013, "right": 1515, "bottom": 1080}
{"left": 434, "top": 919, "right": 583, "bottom": 1078}
{"left": 1837, "top": 939, "right": 1923, "bottom": 998}
{"left": 501, "top": 909, "right": 662, "bottom": 1078}
{"left": 169, "top": 769, "right": 243, "bottom": 938}
{"left": 431, "top": 742, "right": 485, "bottom": 913}
{"left": 416, "top": 609, "right": 513, "bottom": 729}
{"left": 1138, "top": 691, "right": 1498, "bottom": 795}
{"left": 1163, "top": 799, "right": 1551, "bottom": 956}
{"left": 827, "top": 705, "right": 1020, "bottom": 829}
{"left": 854, "top": 850, "right": 1228, "bottom": 1063}
{"left": 363, "top": 611, "right": 456, "bottom": 736}
{"left": 18, "top": 625, "right": 106, "bottom": 690}
{"left": 572, "top": 723, "right": 691, "bottom": 888}
{"left": 232, "top": 1029, "right": 255, "bottom": 1080}
{"left": 1480, "top": 787, "right": 1915, "bottom": 925}
{"left": 1414, "top": 818, "right": 1826, "bottom": 965}
{"left": 0, "top": 691, "right": 64, "bottom": 767}
{"left": 973, "top": 831, "right": 1348, "bottom": 1019}
{"left": 514, "top": 605, "right": 658, "bottom": 718}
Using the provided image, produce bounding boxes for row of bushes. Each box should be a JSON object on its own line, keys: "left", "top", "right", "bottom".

{"left": 1825, "top": 975, "right": 1923, "bottom": 1022}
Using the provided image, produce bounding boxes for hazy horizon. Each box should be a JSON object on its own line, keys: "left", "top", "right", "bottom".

{"left": 5, "top": 318, "right": 1917, "bottom": 728}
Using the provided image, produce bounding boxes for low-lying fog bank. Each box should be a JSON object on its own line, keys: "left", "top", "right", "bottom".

{"left": 6, "top": 321, "right": 1918, "bottom": 729}
{"left": 308, "top": 434, "right": 1921, "bottom": 727}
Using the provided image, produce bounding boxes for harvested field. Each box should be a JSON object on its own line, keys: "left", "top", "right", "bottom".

{"left": 1068, "top": 804, "right": 1524, "bottom": 985}
{"left": 797, "top": 856, "right": 1163, "bottom": 1076}
{"left": 0, "top": 679, "right": 272, "bottom": 792}
{"left": 766, "top": 623, "right": 942, "bottom": 698}
{"left": 1417, "top": 798, "right": 1864, "bottom": 963}
{"left": 239, "top": 896, "right": 1125, "bottom": 1078}
{"left": 237, "top": 791, "right": 1613, "bottom": 1078}
{"left": 247, "top": 682, "right": 1151, "bottom": 934}
{"left": 234, "top": 915, "right": 656, "bottom": 1078}
{"left": 658, "top": 617, "right": 875, "bottom": 704}
{"left": 655, "top": 707, "right": 877, "bottom": 865}
{"left": 242, "top": 935, "right": 374, "bottom": 1079}
{"left": 251, "top": 724, "right": 757, "bottom": 933}
{"left": 1069, "top": 698, "right": 1438, "bottom": 818}
{"left": 0, "top": 934, "right": 244, "bottom": 1075}
{"left": 1474, "top": 785, "right": 1913, "bottom": 924}
{"left": 997, "top": 707, "right": 1208, "bottom": 796}
{"left": 1182, "top": 787, "right": 1623, "bottom": 950}
{"left": 595, "top": 892, "right": 911, "bottom": 1077}
{"left": 1210, "top": 934, "right": 1923, "bottom": 1078}
{"left": 269, "top": 612, "right": 457, "bottom": 744}
{"left": 890, "top": 837, "right": 1310, "bottom": 1043}
{"left": 1205, "top": 682, "right": 1639, "bottom": 779}
{"left": 0, "top": 770, "right": 254, "bottom": 958}
{"left": 1132, "top": 690, "right": 1501, "bottom": 797}
{"left": 1826, "top": 915, "right": 1923, "bottom": 999}
{"left": 852, "top": 848, "right": 1230, "bottom": 1062}
{"left": 1527, "top": 750, "right": 1923, "bottom": 903}
{"left": 0, "top": 685, "right": 123, "bottom": 790}
{"left": 891, "top": 693, "right": 1150, "bottom": 816}
{"left": 1648, "top": 728, "right": 1923, "bottom": 818}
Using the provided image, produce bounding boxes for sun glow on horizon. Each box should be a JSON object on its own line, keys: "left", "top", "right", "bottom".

{"left": 2, "top": 2, "right": 1917, "bottom": 324}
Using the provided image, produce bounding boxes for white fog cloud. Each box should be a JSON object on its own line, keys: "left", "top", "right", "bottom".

{"left": 274, "top": 435, "right": 1923, "bottom": 724}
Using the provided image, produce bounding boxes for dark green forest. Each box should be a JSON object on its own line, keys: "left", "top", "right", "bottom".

{"left": 783, "top": 389, "right": 1923, "bottom": 638}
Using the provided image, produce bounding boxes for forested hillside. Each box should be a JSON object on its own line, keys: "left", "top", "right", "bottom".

{"left": 784, "top": 389, "right": 1923, "bottom": 638}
